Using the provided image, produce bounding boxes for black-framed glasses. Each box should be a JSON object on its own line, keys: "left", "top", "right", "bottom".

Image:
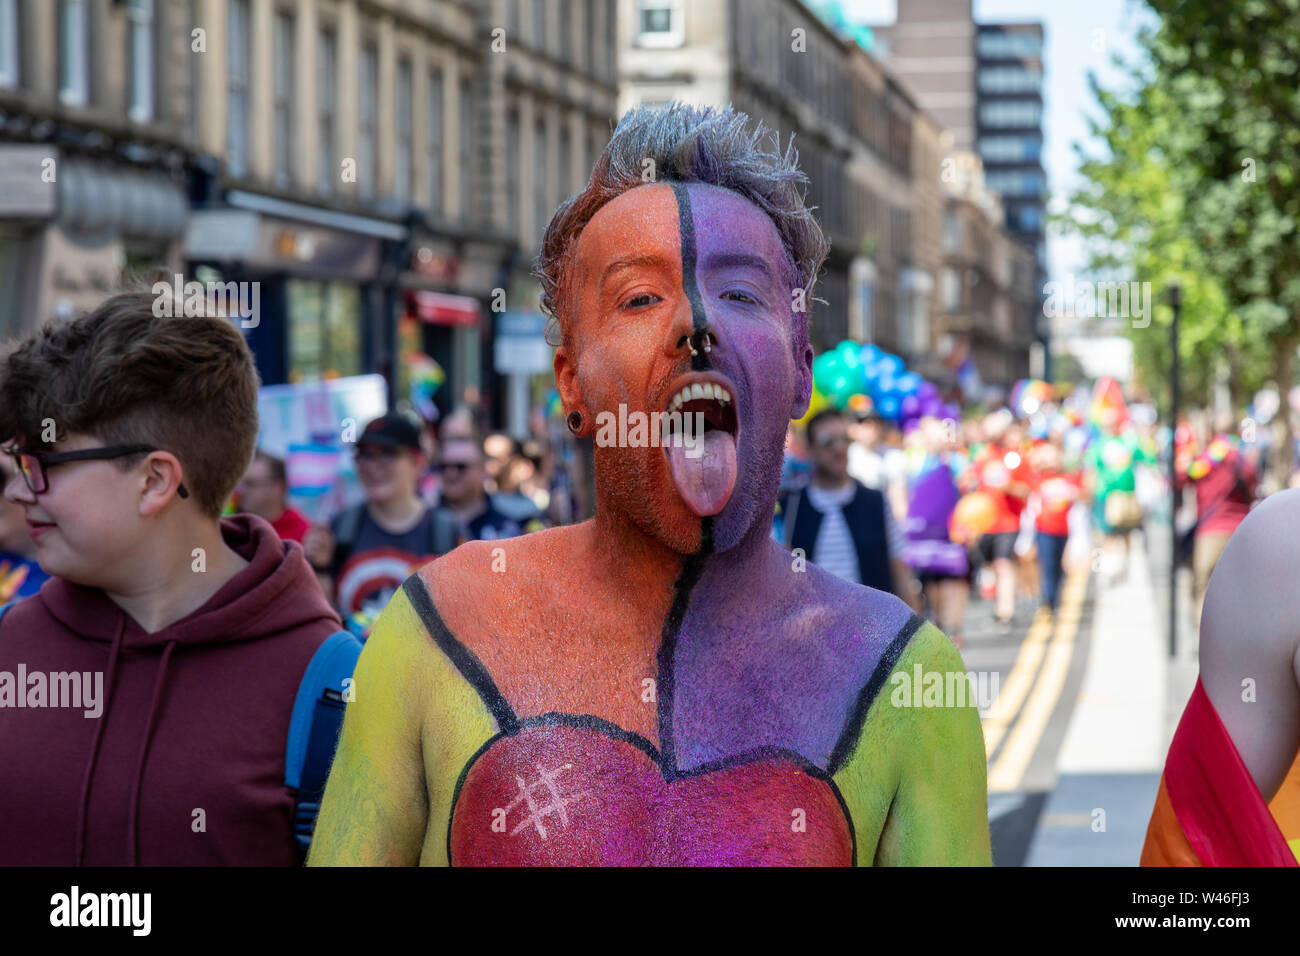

{"left": 437, "top": 462, "right": 473, "bottom": 474}
{"left": 2, "top": 444, "right": 189, "bottom": 499}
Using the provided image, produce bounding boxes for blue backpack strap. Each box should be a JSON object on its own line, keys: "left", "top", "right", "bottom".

{"left": 285, "top": 629, "right": 363, "bottom": 855}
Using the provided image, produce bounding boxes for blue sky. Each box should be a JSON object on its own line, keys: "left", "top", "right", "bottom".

{"left": 842, "top": 0, "right": 1157, "bottom": 283}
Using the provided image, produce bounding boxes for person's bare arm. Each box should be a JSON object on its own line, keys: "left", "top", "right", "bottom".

{"left": 1199, "top": 488, "right": 1300, "bottom": 800}
{"left": 834, "top": 620, "right": 991, "bottom": 865}
{"left": 308, "top": 591, "right": 432, "bottom": 865}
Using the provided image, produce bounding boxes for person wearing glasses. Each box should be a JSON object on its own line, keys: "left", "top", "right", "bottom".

{"left": 0, "top": 454, "right": 50, "bottom": 602}
{"left": 437, "top": 438, "right": 545, "bottom": 542}
{"left": 778, "top": 408, "right": 921, "bottom": 612}
{"left": 0, "top": 291, "right": 348, "bottom": 865}
{"left": 303, "top": 413, "right": 461, "bottom": 627}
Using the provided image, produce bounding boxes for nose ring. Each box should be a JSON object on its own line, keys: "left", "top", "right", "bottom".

{"left": 688, "top": 329, "right": 713, "bottom": 357}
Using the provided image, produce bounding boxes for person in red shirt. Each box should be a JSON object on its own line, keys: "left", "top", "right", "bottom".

{"left": 237, "top": 450, "right": 310, "bottom": 544}
{"left": 1174, "top": 424, "right": 1258, "bottom": 628}
{"left": 963, "top": 412, "right": 1032, "bottom": 628}
{"left": 1028, "top": 439, "right": 1082, "bottom": 615}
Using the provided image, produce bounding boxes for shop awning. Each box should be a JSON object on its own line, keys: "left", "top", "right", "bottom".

{"left": 406, "top": 290, "right": 481, "bottom": 326}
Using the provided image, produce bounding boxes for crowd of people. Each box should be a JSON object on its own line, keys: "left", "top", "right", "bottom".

{"left": 773, "top": 387, "right": 1271, "bottom": 648}
{"left": 231, "top": 377, "right": 1278, "bottom": 650}
{"left": 233, "top": 412, "right": 556, "bottom": 637}
{"left": 0, "top": 283, "right": 1286, "bottom": 869}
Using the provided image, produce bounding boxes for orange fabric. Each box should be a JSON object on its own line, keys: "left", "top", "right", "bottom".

{"left": 1141, "top": 679, "right": 1299, "bottom": 866}
{"left": 1268, "top": 752, "right": 1300, "bottom": 845}
{"left": 1140, "top": 774, "right": 1201, "bottom": 866}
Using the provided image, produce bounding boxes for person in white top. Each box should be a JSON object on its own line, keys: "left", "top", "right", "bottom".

{"left": 782, "top": 410, "right": 920, "bottom": 611}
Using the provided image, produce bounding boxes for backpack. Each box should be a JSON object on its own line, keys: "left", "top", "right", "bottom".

{"left": 0, "top": 600, "right": 361, "bottom": 858}
{"left": 285, "top": 629, "right": 363, "bottom": 855}
{"left": 331, "top": 503, "right": 461, "bottom": 570}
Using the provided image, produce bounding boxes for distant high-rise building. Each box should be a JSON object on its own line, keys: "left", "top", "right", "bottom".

{"left": 875, "top": 1, "right": 1047, "bottom": 380}
{"left": 976, "top": 22, "right": 1046, "bottom": 268}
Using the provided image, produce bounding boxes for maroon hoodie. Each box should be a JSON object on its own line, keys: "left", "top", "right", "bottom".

{"left": 0, "top": 514, "right": 342, "bottom": 866}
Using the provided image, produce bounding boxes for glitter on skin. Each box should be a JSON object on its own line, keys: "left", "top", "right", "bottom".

{"left": 307, "top": 180, "right": 992, "bottom": 867}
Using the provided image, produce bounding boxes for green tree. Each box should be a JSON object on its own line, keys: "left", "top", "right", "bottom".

{"left": 1064, "top": 2, "right": 1300, "bottom": 475}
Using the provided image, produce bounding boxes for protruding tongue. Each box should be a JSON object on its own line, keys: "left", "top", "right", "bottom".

{"left": 666, "top": 428, "right": 738, "bottom": 517}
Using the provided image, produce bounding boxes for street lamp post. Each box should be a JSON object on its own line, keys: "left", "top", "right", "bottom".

{"left": 1168, "top": 282, "right": 1181, "bottom": 659}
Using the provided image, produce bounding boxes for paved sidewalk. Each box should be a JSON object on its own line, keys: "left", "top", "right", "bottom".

{"left": 1024, "top": 526, "right": 1196, "bottom": 865}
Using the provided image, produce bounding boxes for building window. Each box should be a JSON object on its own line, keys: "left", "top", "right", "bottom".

{"left": 558, "top": 123, "right": 571, "bottom": 206}
{"left": 317, "top": 28, "right": 337, "bottom": 194}
{"left": 287, "top": 281, "right": 362, "bottom": 383}
{"left": 505, "top": 108, "right": 519, "bottom": 237}
{"left": 358, "top": 43, "right": 378, "bottom": 199}
{"left": 126, "top": 0, "right": 155, "bottom": 122}
{"left": 979, "top": 134, "right": 1042, "bottom": 163}
{"left": 272, "top": 11, "right": 294, "bottom": 188}
{"left": 226, "top": 0, "right": 250, "bottom": 177}
{"left": 459, "top": 78, "right": 473, "bottom": 223}
{"left": 637, "top": 0, "right": 683, "bottom": 48}
{"left": 426, "top": 68, "right": 443, "bottom": 217}
{"left": 607, "top": 1, "right": 617, "bottom": 82}
{"left": 59, "top": 0, "right": 90, "bottom": 107}
{"left": 985, "top": 170, "right": 1046, "bottom": 198}
{"left": 978, "top": 66, "right": 1042, "bottom": 94}
{"left": 395, "top": 59, "right": 412, "bottom": 204}
{"left": 534, "top": 116, "right": 548, "bottom": 239}
{"left": 586, "top": 0, "right": 600, "bottom": 80}
{"left": 977, "top": 31, "right": 1042, "bottom": 59}
{"left": 0, "top": 0, "right": 18, "bottom": 89}
{"left": 943, "top": 210, "right": 962, "bottom": 253}
{"left": 1017, "top": 205, "right": 1044, "bottom": 232}
{"left": 979, "top": 100, "right": 1042, "bottom": 128}
{"left": 941, "top": 269, "right": 962, "bottom": 313}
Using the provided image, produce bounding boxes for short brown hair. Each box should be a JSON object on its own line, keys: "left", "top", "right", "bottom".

{"left": 0, "top": 291, "right": 261, "bottom": 517}
{"left": 805, "top": 408, "right": 847, "bottom": 447}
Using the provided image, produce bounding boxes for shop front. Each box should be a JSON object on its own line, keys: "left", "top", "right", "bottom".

{"left": 185, "top": 192, "right": 402, "bottom": 390}
{"left": 0, "top": 145, "right": 188, "bottom": 336}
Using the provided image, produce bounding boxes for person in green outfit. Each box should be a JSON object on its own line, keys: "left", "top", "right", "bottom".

{"left": 1085, "top": 421, "right": 1155, "bottom": 584}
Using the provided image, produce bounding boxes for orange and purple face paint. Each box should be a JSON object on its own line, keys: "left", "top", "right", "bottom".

{"left": 309, "top": 181, "right": 991, "bottom": 867}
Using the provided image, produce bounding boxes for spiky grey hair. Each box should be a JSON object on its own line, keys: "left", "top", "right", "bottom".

{"left": 534, "top": 101, "right": 830, "bottom": 351}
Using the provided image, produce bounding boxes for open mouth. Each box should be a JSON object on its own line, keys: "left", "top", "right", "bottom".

{"left": 665, "top": 381, "right": 739, "bottom": 437}
{"left": 661, "top": 376, "right": 740, "bottom": 518}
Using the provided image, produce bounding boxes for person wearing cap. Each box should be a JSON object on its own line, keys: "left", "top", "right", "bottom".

{"left": 304, "top": 413, "right": 462, "bottom": 628}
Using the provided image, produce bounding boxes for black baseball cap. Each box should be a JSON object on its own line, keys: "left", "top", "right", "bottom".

{"left": 357, "top": 413, "right": 423, "bottom": 451}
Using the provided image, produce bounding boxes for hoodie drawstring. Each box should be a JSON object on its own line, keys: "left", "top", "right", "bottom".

{"left": 75, "top": 615, "right": 126, "bottom": 866}
{"left": 127, "top": 639, "right": 176, "bottom": 867}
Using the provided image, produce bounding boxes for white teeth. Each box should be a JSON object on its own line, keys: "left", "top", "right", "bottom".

{"left": 667, "top": 382, "right": 733, "bottom": 411}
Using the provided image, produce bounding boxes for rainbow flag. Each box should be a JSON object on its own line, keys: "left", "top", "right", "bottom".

{"left": 1142, "top": 679, "right": 1300, "bottom": 865}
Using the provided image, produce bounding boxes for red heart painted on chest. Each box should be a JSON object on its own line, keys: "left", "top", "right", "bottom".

{"left": 449, "top": 720, "right": 854, "bottom": 866}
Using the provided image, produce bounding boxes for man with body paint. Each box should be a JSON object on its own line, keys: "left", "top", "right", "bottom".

{"left": 309, "top": 103, "right": 992, "bottom": 866}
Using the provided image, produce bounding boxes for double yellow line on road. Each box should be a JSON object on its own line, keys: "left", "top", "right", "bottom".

{"left": 983, "top": 569, "right": 1088, "bottom": 793}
